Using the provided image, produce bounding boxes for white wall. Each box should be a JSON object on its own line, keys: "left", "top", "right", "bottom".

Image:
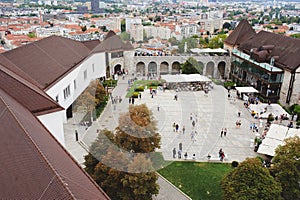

{"left": 45, "top": 52, "right": 106, "bottom": 122}
{"left": 38, "top": 110, "right": 65, "bottom": 146}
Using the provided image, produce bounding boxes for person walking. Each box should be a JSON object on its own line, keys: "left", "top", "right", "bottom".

{"left": 172, "top": 148, "right": 176, "bottom": 158}
{"left": 182, "top": 125, "right": 185, "bottom": 134}
{"left": 178, "top": 149, "right": 182, "bottom": 159}
{"left": 192, "top": 120, "right": 195, "bottom": 128}
{"left": 175, "top": 124, "right": 179, "bottom": 132}
{"left": 224, "top": 128, "right": 227, "bottom": 136}
{"left": 220, "top": 128, "right": 224, "bottom": 137}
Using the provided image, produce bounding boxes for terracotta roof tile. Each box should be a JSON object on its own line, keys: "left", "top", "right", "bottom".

{"left": 0, "top": 58, "right": 62, "bottom": 115}
{"left": 224, "top": 19, "right": 256, "bottom": 46}
{"left": 0, "top": 88, "right": 110, "bottom": 199}
{"left": 2, "top": 35, "right": 91, "bottom": 90}
{"left": 239, "top": 31, "right": 300, "bottom": 71}
{"left": 92, "top": 31, "right": 133, "bottom": 53}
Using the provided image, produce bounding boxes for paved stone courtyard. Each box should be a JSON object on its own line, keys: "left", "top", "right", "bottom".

{"left": 64, "top": 75, "right": 262, "bottom": 199}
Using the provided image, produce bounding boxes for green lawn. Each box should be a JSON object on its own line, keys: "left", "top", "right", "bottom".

{"left": 157, "top": 162, "right": 233, "bottom": 200}
{"left": 126, "top": 80, "right": 164, "bottom": 98}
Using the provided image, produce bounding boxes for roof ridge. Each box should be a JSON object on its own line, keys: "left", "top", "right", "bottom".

{"left": 0, "top": 92, "right": 75, "bottom": 199}
{"left": 0, "top": 64, "right": 62, "bottom": 114}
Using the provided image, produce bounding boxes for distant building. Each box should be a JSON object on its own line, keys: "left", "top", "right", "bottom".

{"left": 91, "top": 0, "right": 100, "bottom": 12}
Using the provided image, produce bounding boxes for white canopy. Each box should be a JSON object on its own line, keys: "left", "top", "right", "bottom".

{"left": 235, "top": 86, "right": 259, "bottom": 93}
{"left": 190, "top": 48, "right": 227, "bottom": 54}
{"left": 257, "top": 124, "right": 300, "bottom": 156}
{"left": 161, "top": 74, "right": 211, "bottom": 83}
{"left": 248, "top": 103, "right": 290, "bottom": 119}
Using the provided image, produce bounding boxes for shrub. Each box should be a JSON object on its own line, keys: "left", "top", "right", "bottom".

{"left": 231, "top": 161, "right": 239, "bottom": 168}
{"left": 135, "top": 86, "right": 144, "bottom": 92}
{"left": 132, "top": 92, "right": 140, "bottom": 98}
{"left": 224, "top": 81, "right": 235, "bottom": 89}
{"left": 267, "top": 114, "right": 274, "bottom": 123}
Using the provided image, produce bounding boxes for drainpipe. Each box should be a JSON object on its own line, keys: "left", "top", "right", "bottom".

{"left": 286, "top": 70, "right": 295, "bottom": 104}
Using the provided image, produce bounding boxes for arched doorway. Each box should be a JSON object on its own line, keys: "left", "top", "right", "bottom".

{"left": 205, "top": 61, "right": 214, "bottom": 78}
{"left": 197, "top": 61, "right": 204, "bottom": 74}
{"left": 218, "top": 61, "right": 226, "bottom": 79}
{"left": 148, "top": 62, "right": 158, "bottom": 76}
{"left": 114, "top": 64, "right": 121, "bottom": 74}
{"left": 160, "top": 61, "right": 169, "bottom": 75}
{"left": 172, "top": 61, "right": 180, "bottom": 74}
{"left": 136, "top": 62, "right": 145, "bottom": 76}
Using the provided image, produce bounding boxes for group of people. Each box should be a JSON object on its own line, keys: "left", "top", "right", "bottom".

{"left": 111, "top": 95, "right": 122, "bottom": 104}
{"left": 220, "top": 128, "right": 227, "bottom": 137}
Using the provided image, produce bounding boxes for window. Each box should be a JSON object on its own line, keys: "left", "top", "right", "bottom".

{"left": 74, "top": 80, "right": 76, "bottom": 90}
{"left": 92, "top": 64, "right": 95, "bottom": 72}
{"left": 63, "top": 85, "right": 71, "bottom": 100}
{"left": 55, "top": 95, "right": 59, "bottom": 102}
{"left": 84, "top": 69, "right": 87, "bottom": 80}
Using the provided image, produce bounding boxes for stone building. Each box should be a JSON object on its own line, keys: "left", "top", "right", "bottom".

{"left": 224, "top": 19, "right": 300, "bottom": 105}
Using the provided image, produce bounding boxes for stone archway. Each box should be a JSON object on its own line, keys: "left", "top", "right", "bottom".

{"left": 148, "top": 62, "right": 158, "bottom": 76}
{"left": 114, "top": 64, "right": 121, "bottom": 74}
{"left": 136, "top": 62, "right": 145, "bottom": 76}
{"left": 205, "top": 61, "right": 214, "bottom": 78}
{"left": 160, "top": 61, "right": 169, "bottom": 75}
{"left": 218, "top": 61, "right": 226, "bottom": 79}
{"left": 172, "top": 61, "right": 180, "bottom": 74}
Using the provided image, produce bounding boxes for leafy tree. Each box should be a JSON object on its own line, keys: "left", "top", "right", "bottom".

{"left": 222, "top": 22, "right": 232, "bottom": 30}
{"left": 115, "top": 104, "right": 161, "bottom": 153}
{"left": 27, "top": 32, "right": 36, "bottom": 38}
{"left": 81, "top": 25, "right": 87, "bottom": 32}
{"left": 120, "top": 32, "right": 130, "bottom": 41}
{"left": 121, "top": 19, "right": 126, "bottom": 32}
{"left": 90, "top": 24, "right": 96, "bottom": 28}
{"left": 84, "top": 104, "right": 160, "bottom": 200}
{"left": 181, "top": 57, "right": 203, "bottom": 74}
{"left": 291, "top": 33, "right": 300, "bottom": 39}
{"left": 73, "top": 80, "right": 106, "bottom": 120}
{"left": 221, "top": 158, "right": 282, "bottom": 200}
{"left": 178, "top": 37, "right": 198, "bottom": 53}
{"left": 271, "top": 136, "right": 300, "bottom": 200}
{"left": 208, "top": 34, "right": 227, "bottom": 49}
{"left": 168, "top": 37, "right": 179, "bottom": 46}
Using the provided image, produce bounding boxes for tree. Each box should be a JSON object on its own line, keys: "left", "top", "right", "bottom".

{"left": 168, "top": 37, "right": 179, "bottom": 46}
{"left": 121, "top": 19, "right": 126, "bottom": 32}
{"left": 221, "top": 158, "right": 282, "bottom": 200}
{"left": 208, "top": 34, "right": 227, "bottom": 49}
{"left": 181, "top": 57, "right": 203, "bottom": 74}
{"left": 178, "top": 37, "right": 198, "bottom": 53}
{"left": 271, "top": 136, "right": 300, "bottom": 200}
{"left": 120, "top": 32, "right": 130, "bottom": 42}
{"left": 84, "top": 104, "right": 160, "bottom": 200}
{"left": 81, "top": 25, "right": 87, "bottom": 32}
{"left": 222, "top": 22, "right": 232, "bottom": 30}
{"left": 115, "top": 104, "right": 161, "bottom": 153}
{"left": 27, "top": 32, "right": 36, "bottom": 38}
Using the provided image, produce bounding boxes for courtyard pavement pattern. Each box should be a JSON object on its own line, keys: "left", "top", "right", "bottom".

{"left": 64, "top": 75, "right": 261, "bottom": 200}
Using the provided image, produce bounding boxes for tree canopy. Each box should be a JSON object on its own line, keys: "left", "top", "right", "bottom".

{"left": 181, "top": 57, "right": 203, "bottom": 74}
{"left": 271, "top": 136, "right": 300, "bottom": 200}
{"left": 221, "top": 157, "right": 282, "bottom": 200}
{"left": 84, "top": 104, "right": 161, "bottom": 200}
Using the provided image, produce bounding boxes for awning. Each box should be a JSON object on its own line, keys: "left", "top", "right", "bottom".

{"left": 257, "top": 124, "right": 300, "bottom": 156}
{"left": 235, "top": 86, "right": 259, "bottom": 93}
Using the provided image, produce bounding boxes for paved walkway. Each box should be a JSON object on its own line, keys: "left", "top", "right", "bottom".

{"left": 64, "top": 75, "right": 262, "bottom": 199}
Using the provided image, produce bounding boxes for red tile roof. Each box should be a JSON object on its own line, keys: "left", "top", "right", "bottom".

{"left": 92, "top": 31, "right": 133, "bottom": 53}
{"left": 224, "top": 19, "right": 256, "bottom": 47}
{"left": 2, "top": 35, "right": 91, "bottom": 90}
{"left": 239, "top": 30, "right": 300, "bottom": 71}
{"left": 0, "top": 55, "right": 62, "bottom": 115}
{"left": 0, "top": 87, "right": 110, "bottom": 199}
